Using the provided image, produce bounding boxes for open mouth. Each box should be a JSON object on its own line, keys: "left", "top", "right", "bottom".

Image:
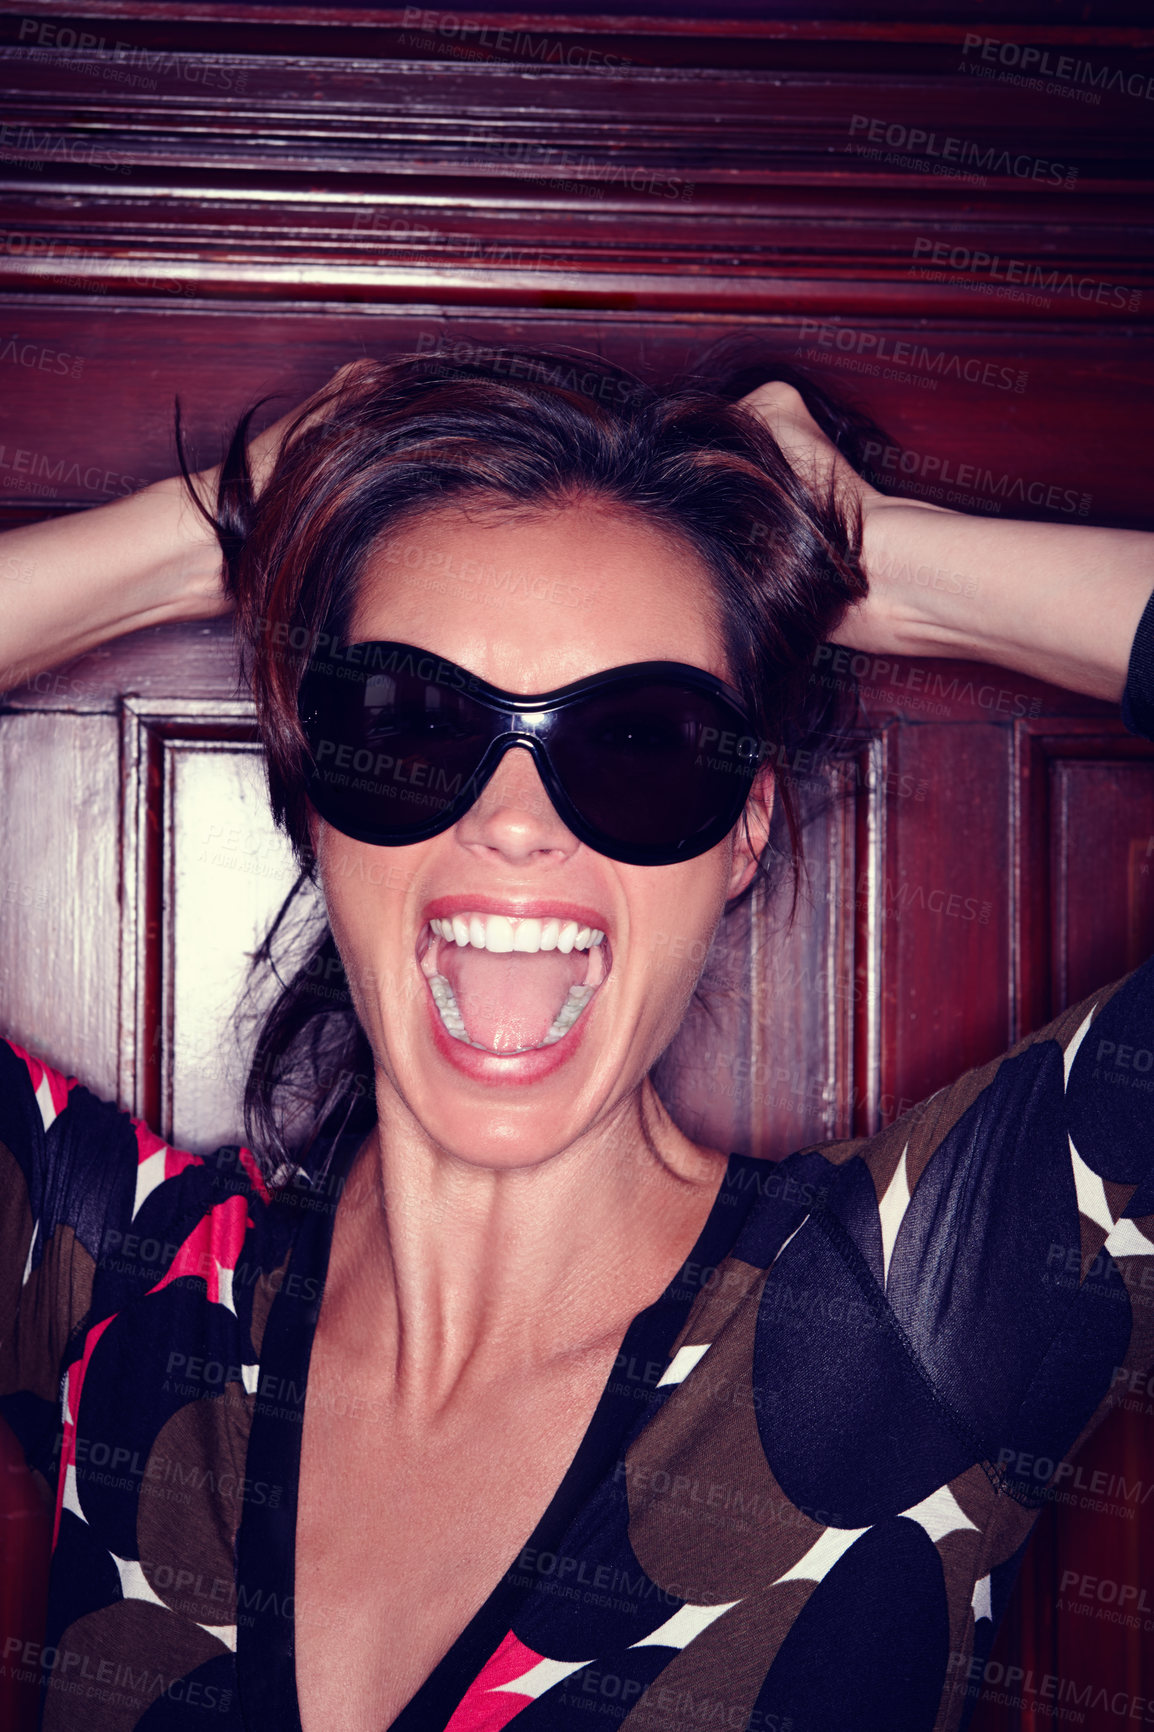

{"left": 419, "top": 912, "right": 610, "bottom": 1057}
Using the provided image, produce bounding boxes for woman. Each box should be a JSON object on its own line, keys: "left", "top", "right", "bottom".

{"left": 1, "top": 350, "right": 1152, "bottom": 1732}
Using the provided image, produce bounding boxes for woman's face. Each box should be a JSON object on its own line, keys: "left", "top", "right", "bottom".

{"left": 311, "top": 500, "right": 772, "bottom": 1168}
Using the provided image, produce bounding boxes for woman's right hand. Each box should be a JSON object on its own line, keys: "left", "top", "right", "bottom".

{"left": 244, "top": 359, "right": 375, "bottom": 495}
{"left": 0, "top": 361, "right": 370, "bottom": 693}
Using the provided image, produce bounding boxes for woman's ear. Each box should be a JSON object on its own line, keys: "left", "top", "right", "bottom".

{"left": 727, "top": 768, "right": 775, "bottom": 901}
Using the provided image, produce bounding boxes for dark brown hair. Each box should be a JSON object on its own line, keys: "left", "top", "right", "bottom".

{"left": 186, "top": 345, "right": 871, "bottom": 1180}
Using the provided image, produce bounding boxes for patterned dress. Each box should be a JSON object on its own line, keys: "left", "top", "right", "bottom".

{"left": 2, "top": 952, "right": 1154, "bottom": 1732}
{"left": 6, "top": 585, "right": 1154, "bottom": 1731}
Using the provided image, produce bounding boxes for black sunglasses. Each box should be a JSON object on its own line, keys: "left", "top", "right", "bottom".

{"left": 297, "top": 641, "right": 763, "bottom": 866}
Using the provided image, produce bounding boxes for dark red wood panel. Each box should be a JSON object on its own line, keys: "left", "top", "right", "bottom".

{"left": 874, "top": 720, "right": 1012, "bottom": 1119}
{"left": 0, "top": 305, "right": 1151, "bottom": 531}
{"left": 1051, "top": 757, "right": 1154, "bottom": 1002}
{"left": 0, "top": 4, "right": 1150, "bottom": 327}
{"left": 1014, "top": 721, "right": 1154, "bottom": 1038}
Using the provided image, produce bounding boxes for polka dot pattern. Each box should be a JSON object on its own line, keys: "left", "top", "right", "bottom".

{"left": 3, "top": 954, "right": 1154, "bottom": 1732}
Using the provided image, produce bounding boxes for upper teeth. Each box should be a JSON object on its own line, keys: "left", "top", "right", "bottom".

{"left": 429, "top": 914, "right": 605, "bottom": 955}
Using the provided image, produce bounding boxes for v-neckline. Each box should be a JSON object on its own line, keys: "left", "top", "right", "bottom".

{"left": 235, "top": 1135, "right": 765, "bottom": 1732}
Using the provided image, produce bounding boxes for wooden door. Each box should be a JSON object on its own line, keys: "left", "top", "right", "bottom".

{"left": 0, "top": 5, "right": 1152, "bottom": 1728}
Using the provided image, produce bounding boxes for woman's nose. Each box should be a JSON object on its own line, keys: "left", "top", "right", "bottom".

{"left": 453, "top": 743, "right": 578, "bottom": 865}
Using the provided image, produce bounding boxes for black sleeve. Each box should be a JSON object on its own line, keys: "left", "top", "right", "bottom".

{"left": 1121, "top": 585, "right": 1154, "bottom": 742}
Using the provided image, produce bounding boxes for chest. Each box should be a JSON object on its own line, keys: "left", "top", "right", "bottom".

{"left": 292, "top": 1337, "right": 616, "bottom": 1732}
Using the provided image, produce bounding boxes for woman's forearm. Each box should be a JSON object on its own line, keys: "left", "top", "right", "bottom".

{"left": 0, "top": 367, "right": 363, "bottom": 693}
{"left": 0, "top": 470, "right": 227, "bottom": 693}
{"left": 737, "top": 380, "right": 1153, "bottom": 703}
{"left": 851, "top": 501, "right": 1154, "bottom": 703}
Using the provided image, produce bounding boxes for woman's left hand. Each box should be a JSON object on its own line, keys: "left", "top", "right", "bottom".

{"left": 740, "top": 378, "right": 1153, "bottom": 699}
{"left": 738, "top": 379, "right": 881, "bottom": 519}
{"left": 738, "top": 380, "right": 941, "bottom": 657}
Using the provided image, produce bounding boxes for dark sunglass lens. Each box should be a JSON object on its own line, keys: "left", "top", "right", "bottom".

{"left": 302, "top": 653, "right": 493, "bottom": 838}
{"left": 549, "top": 682, "right": 758, "bottom": 853}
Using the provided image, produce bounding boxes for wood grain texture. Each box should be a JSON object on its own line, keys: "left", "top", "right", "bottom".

{"left": 0, "top": 6, "right": 1150, "bottom": 321}
{"left": 0, "top": 709, "right": 121, "bottom": 1098}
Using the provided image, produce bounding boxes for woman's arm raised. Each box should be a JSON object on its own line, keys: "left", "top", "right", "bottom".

{"left": 0, "top": 472, "right": 227, "bottom": 694}
{"left": 0, "top": 365, "right": 363, "bottom": 694}
{"left": 742, "top": 380, "right": 1154, "bottom": 703}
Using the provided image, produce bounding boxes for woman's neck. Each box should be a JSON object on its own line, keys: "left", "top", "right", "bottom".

{"left": 316, "top": 1077, "right": 727, "bottom": 1419}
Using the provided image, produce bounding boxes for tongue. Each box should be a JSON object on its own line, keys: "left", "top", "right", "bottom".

{"left": 439, "top": 944, "right": 587, "bottom": 1052}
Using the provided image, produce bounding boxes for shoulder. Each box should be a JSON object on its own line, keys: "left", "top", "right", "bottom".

{"left": 756, "top": 954, "right": 1154, "bottom": 1272}
{"left": 895, "top": 954, "right": 1154, "bottom": 1234}
{"left": 1, "top": 1035, "right": 272, "bottom": 1328}
{"left": 679, "top": 960, "right": 1154, "bottom": 1535}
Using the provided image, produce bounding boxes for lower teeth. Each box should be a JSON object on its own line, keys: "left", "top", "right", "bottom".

{"left": 428, "top": 974, "right": 594, "bottom": 1053}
